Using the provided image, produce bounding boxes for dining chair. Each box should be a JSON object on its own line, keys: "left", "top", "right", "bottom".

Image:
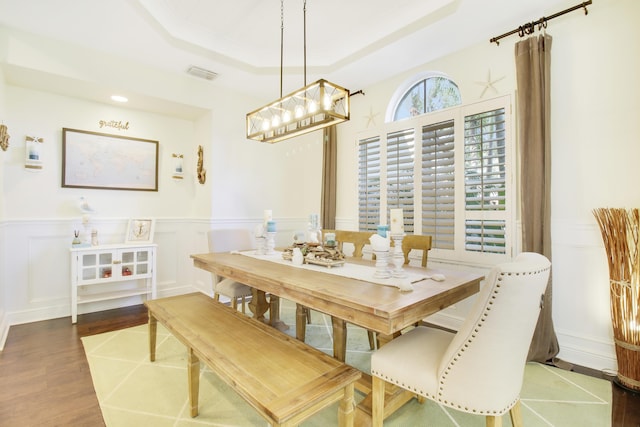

{"left": 323, "top": 229, "right": 373, "bottom": 258}
{"left": 308, "top": 229, "right": 377, "bottom": 350}
{"left": 370, "top": 252, "right": 551, "bottom": 427}
{"left": 397, "top": 234, "right": 432, "bottom": 267}
{"left": 207, "top": 229, "right": 255, "bottom": 314}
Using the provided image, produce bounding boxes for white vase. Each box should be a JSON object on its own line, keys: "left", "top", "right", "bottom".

{"left": 292, "top": 248, "right": 304, "bottom": 265}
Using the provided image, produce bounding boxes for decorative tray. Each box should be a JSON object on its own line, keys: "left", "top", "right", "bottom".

{"left": 281, "top": 242, "right": 345, "bottom": 268}
{"left": 304, "top": 257, "right": 345, "bottom": 268}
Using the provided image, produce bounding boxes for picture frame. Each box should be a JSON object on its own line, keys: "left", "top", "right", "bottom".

{"left": 125, "top": 218, "right": 155, "bottom": 244}
{"left": 62, "top": 128, "right": 159, "bottom": 191}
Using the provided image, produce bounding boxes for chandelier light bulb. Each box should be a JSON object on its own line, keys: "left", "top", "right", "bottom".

{"left": 262, "top": 120, "right": 270, "bottom": 131}
{"left": 272, "top": 115, "right": 281, "bottom": 127}
{"left": 308, "top": 101, "right": 318, "bottom": 114}
{"left": 282, "top": 110, "right": 292, "bottom": 122}
{"left": 295, "top": 105, "right": 305, "bottom": 118}
{"left": 323, "top": 94, "right": 332, "bottom": 110}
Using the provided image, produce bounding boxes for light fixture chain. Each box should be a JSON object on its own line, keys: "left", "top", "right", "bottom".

{"left": 303, "top": 0, "right": 307, "bottom": 86}
{"left": 280, "top": 0, "right": 284, "bottom": 98}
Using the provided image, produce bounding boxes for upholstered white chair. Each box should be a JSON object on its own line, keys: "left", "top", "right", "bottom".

{"left": 370, "top": 252, "right": 551, "bottom": 427}
{"left": 207, "top": 229, "right": 255, "bottom": 313}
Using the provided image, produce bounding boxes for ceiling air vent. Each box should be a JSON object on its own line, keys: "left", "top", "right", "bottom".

{"left": 186, "top": 66, "right": 218, "bottom": 81}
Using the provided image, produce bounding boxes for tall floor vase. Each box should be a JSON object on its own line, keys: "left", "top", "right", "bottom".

{"left": 593, "top": 208, "right": 640, "bottom": 391}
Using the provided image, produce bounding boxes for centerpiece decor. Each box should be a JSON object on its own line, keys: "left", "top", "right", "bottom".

{"left": 593, "top": 207, "right": 640, "bottom": 391}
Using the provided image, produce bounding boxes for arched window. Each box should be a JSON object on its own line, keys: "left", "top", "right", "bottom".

{"left": 361, "top": 72, "right": 513, "bottom": 265}
{"left": 389, "top": 74, "right": 462, "bottom": 121}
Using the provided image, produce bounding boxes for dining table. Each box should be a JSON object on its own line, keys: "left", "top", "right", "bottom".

{"left": 191, "top": 249, "right": 484, "bottom": 424}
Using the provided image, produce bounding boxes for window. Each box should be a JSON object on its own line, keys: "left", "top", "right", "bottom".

{"left": 393, "top": 76, "right": 461, "bottom": 121}
{"left": 359, "top": 93, "right": 512, "bottom": 264}
{"left": 422, "top": 120, "right": 455, "bottom": 250}
{"left": 464, "top": 108, "right": 507, "bottom": 254}
{"left": 358, "top": 136, "right": 381, "bottom": 231}
{"left": 386, "top": 129, "right": 415, "bottom": 233}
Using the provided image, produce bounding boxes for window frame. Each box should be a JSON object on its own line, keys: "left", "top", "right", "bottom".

{"left": 358, "top": 94, "right": 514, "bottom": 266}
{"left": 385, "top": 71, "right": 461, "bottom": 122}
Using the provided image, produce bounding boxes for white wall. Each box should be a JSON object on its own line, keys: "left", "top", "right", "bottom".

{"left": 0, "top": 26, "right": 326, "bottom": 346}
{"left": 0, "top": 64, "right": 7, "bottom": 349}
{"left": 2, "top": 1, "right": 636, "bottom": 373}
{"left": 335, "top": 0, "right": 640, "bottom": 371}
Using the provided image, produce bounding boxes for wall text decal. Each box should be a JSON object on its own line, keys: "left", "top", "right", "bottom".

{"left": 98, "top": 120, "right": 130, "bottom": 131}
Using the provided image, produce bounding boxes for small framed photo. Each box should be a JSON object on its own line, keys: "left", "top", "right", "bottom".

{"left": 125, "top": 218, "right": 155, "bottom": 244}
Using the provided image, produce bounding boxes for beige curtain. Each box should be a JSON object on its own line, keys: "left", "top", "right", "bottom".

{"left": 321, "top": 125, "right": 337, "bottom": 229}
{"left": 515, "top": 34, "right": 561, "bottom": 364}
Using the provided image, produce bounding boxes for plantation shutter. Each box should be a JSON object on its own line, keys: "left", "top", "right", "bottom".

{"left": 463, "top": 108, "right": 507, "bottom": 253}
{"left": 421, "top": 120, "right": 455, "bottom": 249}
{"left": 358, "top": 136, "right": 381, "bottom": 232}
{"left": 386, "top": 129, "right": 415, "bottom": 232}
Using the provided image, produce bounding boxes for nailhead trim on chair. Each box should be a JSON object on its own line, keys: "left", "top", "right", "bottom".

{"left": 372, "top": 265, "right": 550, "bottom": 417}
{"left": 436, "top": 271, "right": 516, "bottom": 415}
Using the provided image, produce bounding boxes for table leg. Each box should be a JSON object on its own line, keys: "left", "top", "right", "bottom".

{"left": 269, "top": 295, "right": 290, "bottom": 331}
{"left": 188, "top": 348, "right": 200, "bottom": 417}
{"left": 332, "top": 316, "right": 347, "bottom": 362}
{"left": 249, "top": 288, "right": 269, "bottom": 323}
{"left": 296, "top": 304, "right": 307, "bottom": 342}
{"left": 148, "top": 311, "right": 157, "bottom": 362}
{"left": 376, "top": 331, "right": 400, "bottom": 349}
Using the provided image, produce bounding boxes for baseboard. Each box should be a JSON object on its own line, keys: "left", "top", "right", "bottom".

{"left": 7, "top": 304, "right": 70, "bottom": 327}
{"left": 3, "top": 284, "right": 199, "bottom": 330}
{"left": 556, "top": 329, "right": 617, "bottom": 372}
{"left": 0, "top": 310, "right": 8, "bottom": 351}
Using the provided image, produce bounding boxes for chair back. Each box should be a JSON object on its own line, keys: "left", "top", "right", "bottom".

{"left": 437, "top": 252, "right": 551, "bottom": 413}
{"left": 207, "top": 229, "right": 254, "bottom": 253}
{"left": 399, "top": 235, "right": 432, "bottom": 267}
{"left": 323, "top": 229, "right": 373, "bottom": 258}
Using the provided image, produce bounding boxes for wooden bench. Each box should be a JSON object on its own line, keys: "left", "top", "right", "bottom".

{"left": 144, "top": 293, "right": 361, "bottom": 426}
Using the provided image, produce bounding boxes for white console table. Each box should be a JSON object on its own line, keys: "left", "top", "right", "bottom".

{"left": 70, "top": 243, "right": 157, "bottom": 323}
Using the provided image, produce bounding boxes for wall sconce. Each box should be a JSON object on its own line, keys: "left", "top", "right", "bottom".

{"left": 172, "top": 153, "right": 184, "bottom": 179}
{"left": 25, "top": 135, "right": 44, "bottom": 170}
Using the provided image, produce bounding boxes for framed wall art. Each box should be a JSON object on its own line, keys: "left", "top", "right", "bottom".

{"left": 62, "top": 128, "right": 159, "bottom": 191}
{"left": 125, "top": 218, "right": 155, "bottom": 244}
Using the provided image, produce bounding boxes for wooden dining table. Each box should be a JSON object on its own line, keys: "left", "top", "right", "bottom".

{"left": 191, "top": 250, "right": 484, "bottom": 424}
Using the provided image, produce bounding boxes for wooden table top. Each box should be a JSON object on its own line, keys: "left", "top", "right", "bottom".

{"left": 191, "top": 251, "right": 483, "bottom": 336}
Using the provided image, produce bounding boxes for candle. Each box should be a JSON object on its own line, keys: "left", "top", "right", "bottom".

{"left": 325, "top": 232, "right": 336, "bottom": 246}
{"left": 390, "top": 209, "right": 404, "bottom": 234}
{"left": 369, "top": 234, "right": 391, "bottom": 251}
{"left": 264, "top": 210, "right": 272, "bottom": 227}
{"left": 309, "top": 213, "right": 319, "bottom": 230}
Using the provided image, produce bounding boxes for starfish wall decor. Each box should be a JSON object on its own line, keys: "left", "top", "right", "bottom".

{"left": 475, "top": 69, "right": 505, "bottom": 98}
{"left": 364, "top": 107, "right": 381, "bottom": 128}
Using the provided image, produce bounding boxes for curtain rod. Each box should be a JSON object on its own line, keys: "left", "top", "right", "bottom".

{"left": 489, "top": 1, "right": 592, "bottom": 45}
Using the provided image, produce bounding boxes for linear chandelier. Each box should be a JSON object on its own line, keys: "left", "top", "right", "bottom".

{"left": 246, "top": 0, "right": 350, "bottom": 143}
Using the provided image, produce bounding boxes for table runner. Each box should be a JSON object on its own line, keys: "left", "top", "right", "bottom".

{"left": 235, "top": 250, "right": 429, "bottom": 291}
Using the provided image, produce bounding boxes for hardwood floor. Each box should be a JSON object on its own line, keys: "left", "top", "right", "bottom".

{"left": 0, "top": 305, "right": 148, "bottom": 427}
{"left": 1, "top": 305, "right": 639, "bottom": 427}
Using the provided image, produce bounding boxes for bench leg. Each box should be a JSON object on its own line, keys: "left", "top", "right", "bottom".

{"left": 188, "top": 348, "right": 200, "bottom": 417}
{"left": 148, "top": 311, "right": 157, "bottom": 362}
{"left": 338, "top": 383, "right": 356, "bottom": 427}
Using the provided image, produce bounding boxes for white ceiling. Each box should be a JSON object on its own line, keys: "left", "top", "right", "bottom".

{"left": 0, "top": 0, "right": 575, "bottom": 114}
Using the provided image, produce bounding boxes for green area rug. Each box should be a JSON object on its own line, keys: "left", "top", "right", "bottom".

{"left": 82, "top": 299, "right": 611, "bottom": 426}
